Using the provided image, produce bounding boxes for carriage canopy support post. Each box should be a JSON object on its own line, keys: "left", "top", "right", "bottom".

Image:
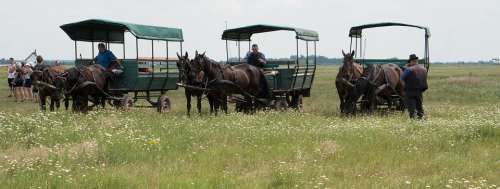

{"left": 123, "top": 43, "right": 126, "bottom": 59}
{"left": 311, "top": 41, "right": 317, "bottom": 86}
{"left": 295, "top": 38, "right": 299, "bottom": 69}
{"left": 302, "top": 41, "right": 310, "bottom": 89}
{"left": 74, "top": 41, "right": 78, "bottom": 60}
{"left": 136, "top": 38, "right": 139, "bottom": 59}
{"left": 166, "top": 41, "right": 169, "bottom": 74}
{"left": 355, "top": 37, "right": 358, "bottom": 58}
{"left": 180, "top": 42, "right": 183, "bottom": 55}
{"left": 225, "top": 40, "right": 229, "bottom": 63}
{"left": 349, "top": 37, "right": 353, "bottom": 52}
{"left": 238, "top": 41, "right": 241, "bottom": 62}
{"left": 425, "top": 34, "right": 430, "bottom": 70}
{"left": 359, "top": 36, "right": 363, "bottom": 61}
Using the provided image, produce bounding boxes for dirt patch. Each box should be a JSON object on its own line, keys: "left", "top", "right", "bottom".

{"left": 318, "top": 140, "right": 339, "bottom": 156}
{"left": 447, "top": 76, "right": 481, "bottom": 86}
{"left": 0, "top": 140, "right": 98, "bottom": 163}
{"left": 98, "top": 114, "right": 121, "bottom": 128}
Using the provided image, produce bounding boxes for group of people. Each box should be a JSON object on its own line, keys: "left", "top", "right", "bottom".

{"left": 7, "top": 57, "right": 35, "bottom": 102}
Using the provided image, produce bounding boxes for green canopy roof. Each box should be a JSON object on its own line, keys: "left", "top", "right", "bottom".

{"left": 60, "top": 19, "right": 184, "bottom": 43}
{"left": 222, "top": 25, "right": 319, "bottom": 41}
{"left": 349, "top": 22, "right": 430, "bottom": 38}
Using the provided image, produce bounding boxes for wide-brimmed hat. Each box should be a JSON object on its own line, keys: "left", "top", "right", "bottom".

{"left": 408, "top": 54, "right": 419, "bottom": 62}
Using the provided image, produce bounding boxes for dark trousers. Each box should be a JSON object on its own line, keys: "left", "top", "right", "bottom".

{"left": 405, "top": 92, "right": 424, "bottom": 119}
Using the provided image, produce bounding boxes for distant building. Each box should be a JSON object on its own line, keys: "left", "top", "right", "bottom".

{"left": 492, "top": 58, "right": 500, "bottom": 64}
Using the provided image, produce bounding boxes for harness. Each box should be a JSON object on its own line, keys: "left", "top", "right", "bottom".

{"left": 33, "top": 69, "right": 59, "bottom": 90}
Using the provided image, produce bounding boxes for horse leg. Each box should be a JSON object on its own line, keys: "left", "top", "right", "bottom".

{"left": 50, "top": 98, "right": 55, "bottom": 112}
{"left": 64, "top": 95, "right": 70, "bottom": 110}
{"left": 39, "top": 94, "right": 46, "bottom": 111}
{"left": 71, "top": 94, "right": 78, "bottom": 112}
{"left": 56, "top": 99, "right": 61, "bottom": 110}
{"left": 196, "top": 94, "right": 202, "bottom": 115}
{"left": 380, "top": 94, "right": 391, "bottom": 111}
{"left": 185, "top": 92, "right": 192, "bottom": 116}
{"left": 82, "top": 96, "right": 89, "bottom": 113}
{"left": 396, "top": 82, "right": 406, "bottom": 111}
{"left": 223, "top": 95, "right": 228, "bottom": 114}
{"left": 101, "top": 96, "right": 106, "bottom": 108}
{"left": 207, "top": 94, "right": 214, "bottom": 114}
{"left": 214, "top": 95, "right": 221, "bottom": 116}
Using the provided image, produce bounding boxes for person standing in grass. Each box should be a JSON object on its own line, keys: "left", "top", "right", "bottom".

{"left": 13, "top": 63, "right": 26, "bottom": 102}
{"left": 32, "top": 55, "right": 46, "bottom": 102}
{"left": 7, "top": 58, "right": 16, "bottom": 97}
{"left": 22, "top": 63, "right": 34, "bottom": 101}
{"left": 401, "top": 54, "right": 428, "bottom": 119}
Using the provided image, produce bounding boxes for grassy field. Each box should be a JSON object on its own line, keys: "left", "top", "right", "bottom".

{"left": 0, "top": 64, "right": 499, "bottom": 189}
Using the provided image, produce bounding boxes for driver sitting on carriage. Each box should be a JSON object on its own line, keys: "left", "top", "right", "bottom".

{"left": 244, "top": 44, "right": 267, "bottom": 68}
{"left": 95, "top": 43, "right": 123, "bottom": 77}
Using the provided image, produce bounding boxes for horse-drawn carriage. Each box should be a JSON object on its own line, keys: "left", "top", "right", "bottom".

{"left": 221, "top": 25, "right": 319, "bottom": 111}
{"left": 348, "top": 22, "right": 430, "bottom": 70}
{"left": 337, "top": 22, "right": 431, "bottom": 114}
{"left": 60, "top": 19, "right": 183, "bottom": 112}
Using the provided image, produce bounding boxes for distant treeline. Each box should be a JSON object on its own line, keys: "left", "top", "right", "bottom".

{"left": 228, "top": 55, "right": 500, "bottom": 65}
{"left": 0, "top": 58, "right": 75, "bottom": 65}
{"left": 1, "top": 57, "right": 499, "bottom": 65}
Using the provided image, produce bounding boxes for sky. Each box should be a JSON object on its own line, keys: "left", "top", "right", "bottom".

{"left": 0, "top": 0, "right": 499, "bottom": 62}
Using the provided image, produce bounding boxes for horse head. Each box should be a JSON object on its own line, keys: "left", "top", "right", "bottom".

{"left": 177, "top": 52, "right": 201, "bottom": 85}
{"left": 341, "top": 50, "right": 357, "bottom": 80}
{"left": 191, "top": 50, "right": 209, "bottom": 81}
{"left": 61, "top": 67, "right": 81, "bottom": 94}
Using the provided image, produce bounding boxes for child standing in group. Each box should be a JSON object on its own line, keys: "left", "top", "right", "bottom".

{"left": 7, "top": 58, "right": 16, "bottom": 97}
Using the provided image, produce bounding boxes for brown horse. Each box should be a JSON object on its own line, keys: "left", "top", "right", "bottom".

{"left": 191, "top": 51, "right": 270, "bottom": 114}
{"left": 355, "top": 63, "right": 405, "bottom": 113}
{"left": 176, "top": 52, "right": 214, "bottom": 115}
{"left": 31, "top": 64, "right": 66, "bottom": 111}
{"left": 335, "top": 50, "right": 364, "bottom": 114}
{"left": 62, "top": 64, "right": 108, "bottom": 112}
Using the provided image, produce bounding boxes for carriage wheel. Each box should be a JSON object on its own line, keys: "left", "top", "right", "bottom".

{"left": 235, "top": 102, "right": 244, "bottom": 112}
{"left": 274, "top": 98, "right": 288, "bottom": 111}
{"left": 120, "top": 95, "right": 134, "bottom": 110}
{"left": 293, "top": 94, "right": 304, "bottom": 112}
{"left": 157, "top": 95, "right": 171, "bottom": 113}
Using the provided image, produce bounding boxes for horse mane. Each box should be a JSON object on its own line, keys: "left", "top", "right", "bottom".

{"left": 199, "top": 55, "right": 224, "bottom": 80}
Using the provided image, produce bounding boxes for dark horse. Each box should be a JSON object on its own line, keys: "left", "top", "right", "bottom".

{"left": 354, "top": 63, "right": 405, "bottom": 113}
{"left": 62, "top": 64, "right": 108, "bottom": 112}
{"left": 176, "top": 52, "right": 214, "bottom": 115}
{"left": 191, "top": 51, "right": 270, "bottom": 114}
{"left": 335, "top": 50, "right": 364, "bottom": 114}
{"left": 31, "top": 64, "right": 66, "bottom": 111}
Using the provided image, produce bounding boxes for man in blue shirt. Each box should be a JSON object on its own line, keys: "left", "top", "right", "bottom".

{"left": 95, "top": 43, "right": 117, "bottom": 70}
{"left": 244, "top": 44, "right": 267, "bottom": 68}
{"left": 401, "top": 54, "right": 428, "bottom": 119}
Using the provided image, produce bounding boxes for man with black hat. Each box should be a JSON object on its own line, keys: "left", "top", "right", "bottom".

{"left": 401, "top": 54, "right": 428, "bottom": 119}
{"left": 244, "top": 44, "right": 267, "bottom": 68}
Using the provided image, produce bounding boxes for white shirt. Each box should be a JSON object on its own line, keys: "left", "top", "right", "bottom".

{"left": 7, "top": 64, "right": 16, "bottom": 79}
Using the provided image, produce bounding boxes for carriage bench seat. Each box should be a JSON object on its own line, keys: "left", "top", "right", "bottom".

{"left": 264, "top": 70, "right": 279, "bottom": 76}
